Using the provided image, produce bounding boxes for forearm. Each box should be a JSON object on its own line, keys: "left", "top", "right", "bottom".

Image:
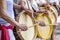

{"left": 25, "top": 9, "right": 33, "bottom": 13}
{"left": 0, "top": 8, "right": 19, "bottom": 27}
{"left": 0, "top": 0, "right": 20, "bottom": 27}
{"left": 13, "top": 3, "right": 22, "bottom": 9}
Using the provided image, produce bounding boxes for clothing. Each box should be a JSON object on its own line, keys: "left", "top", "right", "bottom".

{"left": 57, "top": 16, "right": 60, "bottom": 23}
{"left": 47, "top": 0, "right": 55, "bottom": 3}
{"left": 0, "top": 24, "right": 15, "bottom": 40}
{"left": 47, "top": 0, "right": 59, "bottom": 5}
{"left": 31, "top": 0, "right": 39, "bottom": 11}
{"left": 36, "top": 38, "right": 41, "bottom": 40}
{"left": 27, "top": 0, "right": 33, "bottom": 11}
{"left": 36, "top": 0, "right": 40, "bottom": 4}
{"left": 13, "top": 0, "right": 20, "bottom": 15}
{"left": 39, "top": 0, "right": 47, "bottom": 4}
{"left": 13, "top": 0, "right": 20, "bottom": 4}
{"left": 0, "top": 0, "right": 14, "bottom": 25}
{"left": 20, "top": 0, "right": 32, "bottom": 11}
{"left": 0, "top": 0, "right": 15, "bottom": 40}
{"left": 54, "top": 0, "right": 59, "bottom": 5}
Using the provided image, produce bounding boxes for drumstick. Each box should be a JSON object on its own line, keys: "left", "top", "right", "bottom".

{"left": 28, "top": 24, "right": 58, "bottom": 28}
{"left": 56, "top": 5, "right": 59, "bottom": 10}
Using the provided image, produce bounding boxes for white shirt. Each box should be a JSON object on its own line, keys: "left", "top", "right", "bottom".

{"left": 0, "top": 0, "right": 15, "bottom": 40}
{"left": 57, "top": 16, "right": 60, "bottom": 23}
{"left": 27, "top": 0, "right": 33, "bottom": 10}
{"left": 48, "top": 0, "right": 55, "bottom": 3}
{"left": 36, "top": 0, "right": 47, "bottom": 4}
{"left": 47, "top": 0, "right": 59, "bottom": 5}
{"left": 36, "top": 0, "right": 40, "bottom": 4}
{"left": 0, "top": 0, "right": 14, "bottom": 25}
{"left": 54, "top": 0, "right": 59, "bottom": 5}
{"left": 31, "top": 0, "right": 39, "bottom": 11}
{"left": 39, "top": 0, "right": 47, "bottom": 4}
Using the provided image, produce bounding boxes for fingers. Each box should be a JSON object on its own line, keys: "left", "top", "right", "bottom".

{"left": 44, "top": 10, "right": 49, "bottom": 15}
{"left": 35, "top": 10, "right": 48, "bottom": 16}
{"left": 35, "top": 20, "right": 46, "bottom": 26}
{"left": 19, "top": 24, "right": 28, "bottom": 31}
{"left": 38, "top": 21, "right": 46, "bottom": 26}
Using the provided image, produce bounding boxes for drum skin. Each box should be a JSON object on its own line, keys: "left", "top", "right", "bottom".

{"left": 36, "top": 13, "right": 53, "bottom": 39}
{"left": 16, "top": 11, "right": 37, "bottom": 40}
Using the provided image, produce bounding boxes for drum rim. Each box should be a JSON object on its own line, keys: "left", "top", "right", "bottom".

{"left": 47, "top": 10, "right": 56, "bottom": 24}
{"left": 50, "top": 6, "right": 58, "bottom": 22}
{"left": 16, "top": 11, "right": 37, "bottom": 40}
{"left": 36, "top": 13, "right": 53, "bottom": 39}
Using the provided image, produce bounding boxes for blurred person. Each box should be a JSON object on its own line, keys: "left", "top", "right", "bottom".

{"left": 0, "top": 0, "right": 28, "bottom": 40}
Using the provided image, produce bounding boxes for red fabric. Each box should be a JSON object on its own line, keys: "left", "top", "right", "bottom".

{"left": 0, "top": 24, "right": 14, "bottom": 40}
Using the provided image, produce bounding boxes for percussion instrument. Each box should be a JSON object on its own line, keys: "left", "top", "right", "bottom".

{"left": 43, "top": 6, "right": 58, "bottom": 23}
{"left": 16, "top": 11, "right": 37, "bottom": 40}
{"left": 36, "top": 13, "right": 53, "bottom": 39}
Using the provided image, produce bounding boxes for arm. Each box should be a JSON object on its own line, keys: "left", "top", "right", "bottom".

{"left": 18, "top": 0, "right": 33, "bottom": 16}
{"left": 0, "top": 0, "right": 27, "bottom": 31}
{"left": 0, "top": 0, "right": 19, "bottom": 27}
{"left": 13, "top": 3, "right": 22, "bottom": 10}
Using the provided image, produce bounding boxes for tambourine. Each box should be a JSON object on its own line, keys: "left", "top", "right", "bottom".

{"left": 16, "top": 11, "right": 37, "bottom": 40}
{"left": 36, "top": 13, "right": 53, "bottom": 39}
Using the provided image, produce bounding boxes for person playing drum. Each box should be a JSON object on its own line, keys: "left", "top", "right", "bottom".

{"left": 46, "top": 0, "right": 60, "bottom": 8}
{"left": 18, "top": 0, "right": 46, "bottom": 26}
{"left": 32, "top": 0, "right": 58, "bottom": 40}
{"left": 0, "top": 0, "right": 29, "bottom": 40}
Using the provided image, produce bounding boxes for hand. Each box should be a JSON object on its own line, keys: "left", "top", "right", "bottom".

{"left": 34, "top": 10, "right": 45, "bottom": 16}
{"left": 44, "top": 10, "right": 48, "bottom": 15}
{"left": 18, "top": 24, "right": 28, "bottom": 31}
{"left": 23, "top": 9, "right": 33, "bottom": 17}
{"left": 21, "top": 6, "right": 25, "bottom": 10}
{"left": 36, "top": 20, "right": 46, "bottom": 26}
{"left": 17, "top": 5, "right": 24, "bottom": 12}
{"left": 34, "top": 10, "right": 48, "bottom": 16}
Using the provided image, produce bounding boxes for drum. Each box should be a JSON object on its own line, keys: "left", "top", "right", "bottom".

{"left": 36, "top": 13, "right": 53, "bottom": 39}
{"left": 16, "top": 11, "right": 37, "bottom": 40}
{"left": 49, "top": 6, "right": 58, "bottom": 21}
{"left": 47, "top": 10, "right": 56, "bottom": 24}
{"left": 44, "top": 6, "right": 58, "bottom": 23}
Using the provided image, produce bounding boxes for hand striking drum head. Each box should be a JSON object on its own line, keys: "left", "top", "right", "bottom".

{"left": 36, "top": 13, "right": 53, "bottom": 39}
{"left": 16, "top": 11, "right": 37, "bottom": 40}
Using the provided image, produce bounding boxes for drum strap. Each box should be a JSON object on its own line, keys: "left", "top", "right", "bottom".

{"left": 0, "top": 24, "right": 14, "bottom": 40}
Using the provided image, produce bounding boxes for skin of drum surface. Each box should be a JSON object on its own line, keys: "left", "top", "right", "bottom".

{"left": 36, "top": 13, "right": 53, "bottom": 39}
{"left": 16, "top": 12, "right": 37, "bottom": 40}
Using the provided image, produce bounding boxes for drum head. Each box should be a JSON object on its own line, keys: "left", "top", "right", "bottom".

{"left": 36, "top": 13, "right": 53, "bottom": 39}
{"left": 16, "top": 11, "right": 37, "bottom": 40}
